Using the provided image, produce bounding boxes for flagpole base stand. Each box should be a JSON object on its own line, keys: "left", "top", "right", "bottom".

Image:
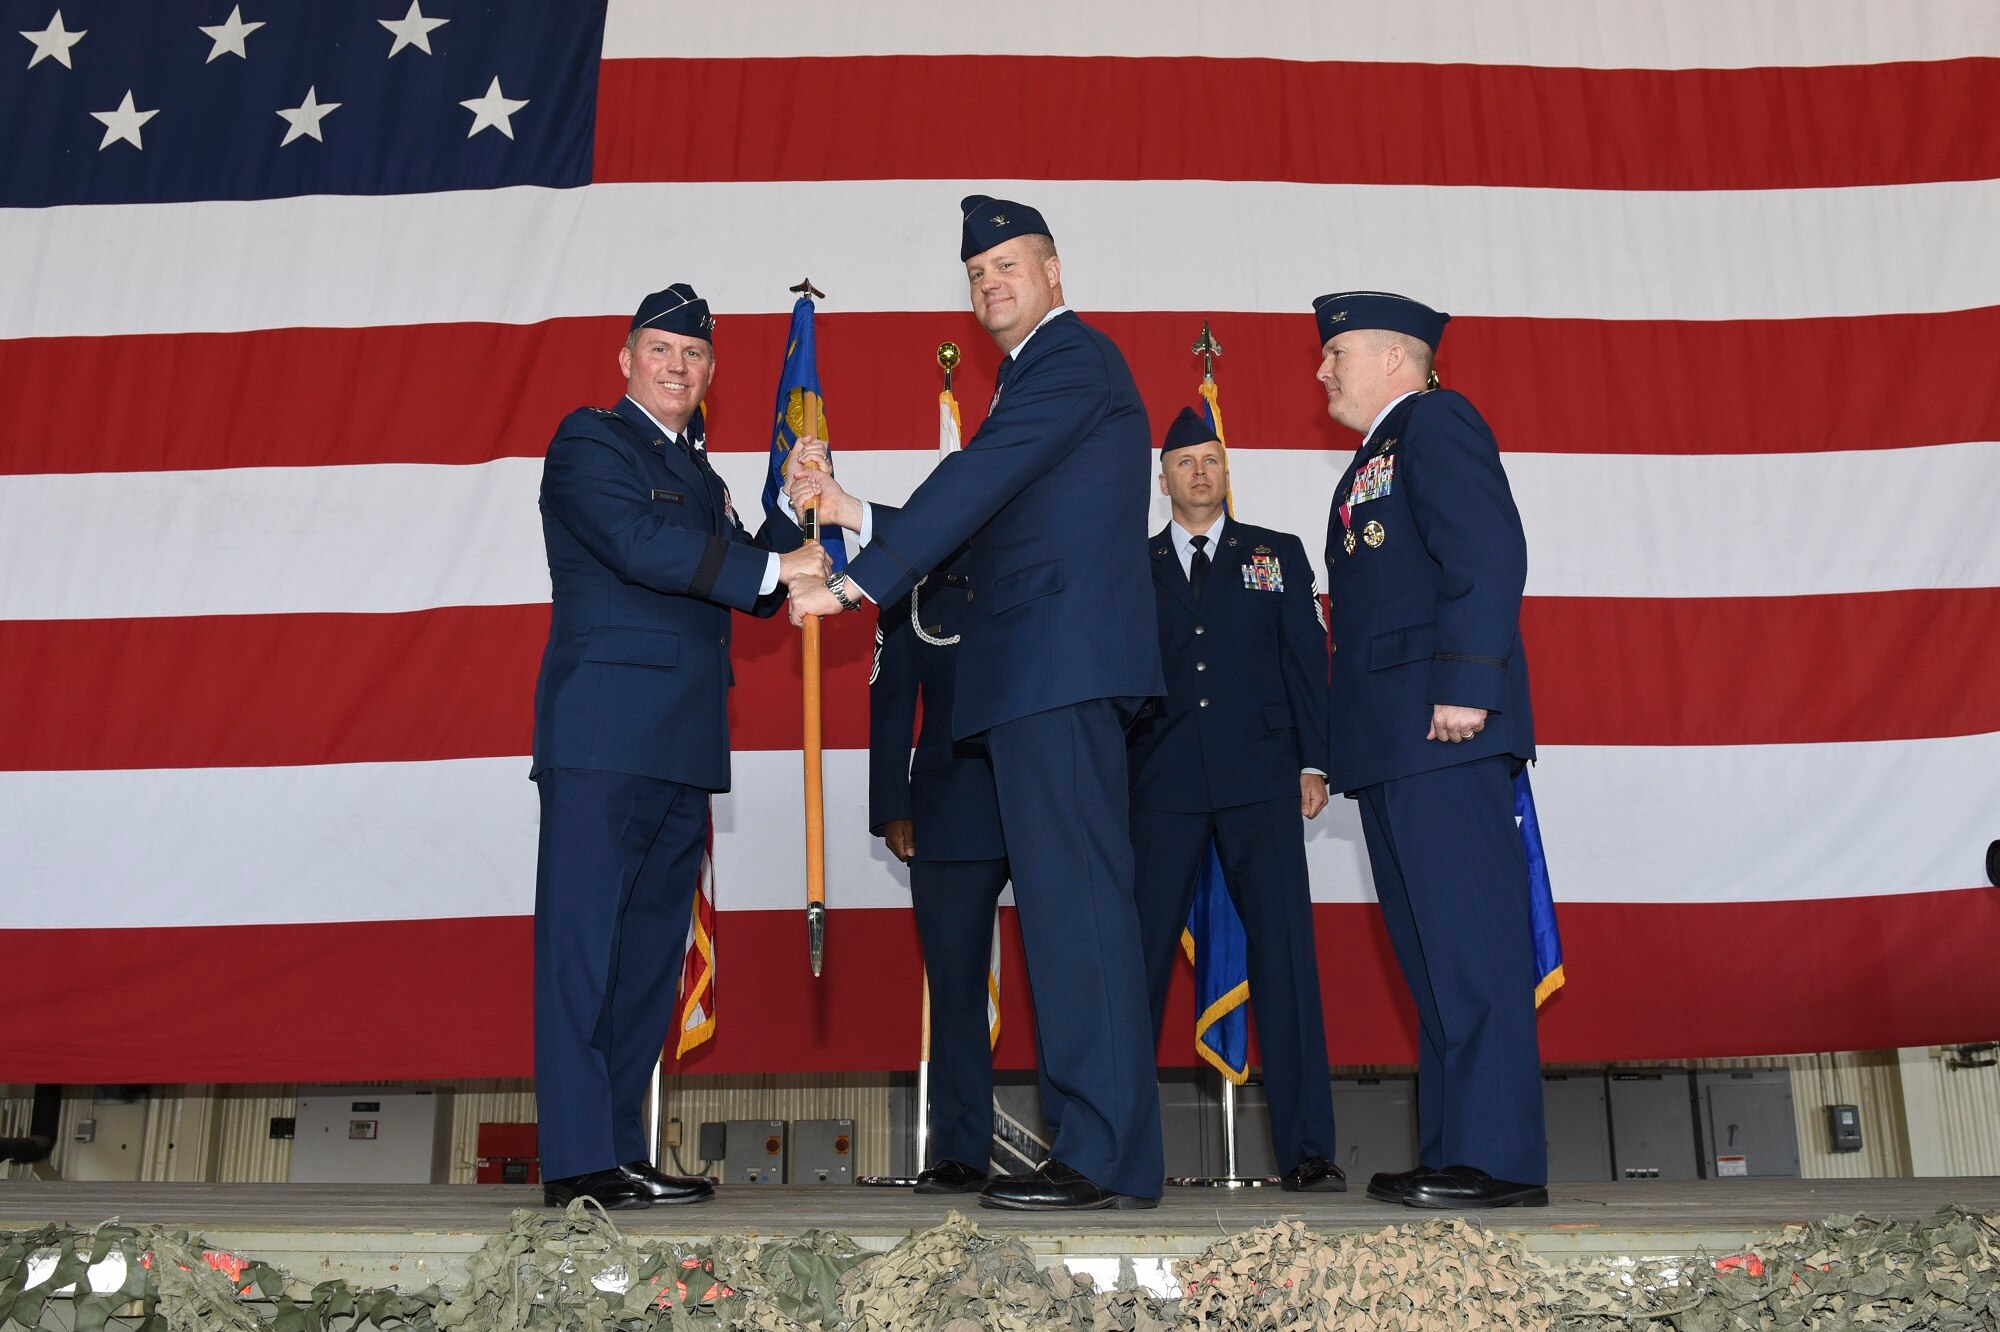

{"left": 854, "top": 1176, "right": 923, "bottom": 1187}
{"left": 1165, "top": 1175, "right": 1281, "bottom": 1189}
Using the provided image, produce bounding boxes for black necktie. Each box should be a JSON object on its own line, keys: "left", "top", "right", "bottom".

{"left": 1188, "top": 534, "right": 1210, "bottom": 600}
{"left": 991, "top": 354, "right": 1014, "bottom": 408}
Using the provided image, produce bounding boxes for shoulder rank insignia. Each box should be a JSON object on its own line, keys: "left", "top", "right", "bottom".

{"left": 585, "top": 406, "right": 619, "bottom": 418}
{"left": 1243, "top": 551, "right": 1284, "bottom": 592}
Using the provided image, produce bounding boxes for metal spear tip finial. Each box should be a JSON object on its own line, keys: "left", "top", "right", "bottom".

{"left": 936, "top": 341, "right": 961, "bottom": 372}
{"left": 807, "top": 902, "right": 826, "bottom": 977}
{"left": 1192, "top": 319, "right": 1222, "bottom": 380}
{"left": 790, "top": 278, "right": 827, "bottom": 300}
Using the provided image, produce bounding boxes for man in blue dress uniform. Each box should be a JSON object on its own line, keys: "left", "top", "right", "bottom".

{"left": 1126, "top": 407, "right": 1343, "bottom": 1192}
{"left": 1313, "top": 291, "right": 1547, "bottom": 1208}
{"left": 788, "top": 196, "right": 1167, "bottom": 1210}
{"left": 868, "top": 548, "right": 1023, "bottom": 1194}
{"left": 530, "top": 283, "right": 831, "bottom": 1209}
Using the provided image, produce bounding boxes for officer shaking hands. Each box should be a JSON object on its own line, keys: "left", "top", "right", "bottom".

{"left": 1314, "top": 291, "right": 1546, "bottom": 1209}
{"left": 529, "top": 284, "right": 830, "bottom": 1211}
{"left": 786, "top": 197, "right": 1167, "bottom": 1211}
{"left": 1125, "top": 407, "right": 1344, "bottom": 1193}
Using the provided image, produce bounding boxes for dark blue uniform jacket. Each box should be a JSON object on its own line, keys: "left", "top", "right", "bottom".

{"left": 845, "top": 311, "right": 1165, "bottom": 737}
{"left": 531, "top": 397, "right": 798, "bottom": 792}
{"left": 1127, "top": 519, "right": 1330, "bottom": 812}
{"left": 866, "top": 554, "right": 1007, "bottom": 862}
{"left": 1323, "top": 389, "right": 1535, "bottom": 792}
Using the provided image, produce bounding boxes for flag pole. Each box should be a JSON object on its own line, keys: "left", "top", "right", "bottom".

{"left": 792, "top": 278, "right": 829, "bottom": 978}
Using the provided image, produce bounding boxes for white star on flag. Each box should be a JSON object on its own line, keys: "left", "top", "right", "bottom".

{"left": 379, "top": 1, "right": 449, "bottom": 58}
{"left": 277, "top": 87, "right": 341, "bottom": 146}
{"left": 199, "top": 7, "right": 265, "bottom": 63}
{"left": 90, "top": 90, "right": 158, "bottom": 151}
{"left": 459, "top": 76, "right": 528, "bottom": 139}
{"left": 21, "top": 9, "right": 85, "bottom": 69}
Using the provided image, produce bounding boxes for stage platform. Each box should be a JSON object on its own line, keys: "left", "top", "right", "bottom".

{"left": 5, "top": 1177, "right": 1997, "bottom": 1297}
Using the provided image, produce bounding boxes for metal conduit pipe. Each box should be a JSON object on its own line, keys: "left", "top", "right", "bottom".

{"left": 0, "top": 1084, "right": 61, "bottom": 1164}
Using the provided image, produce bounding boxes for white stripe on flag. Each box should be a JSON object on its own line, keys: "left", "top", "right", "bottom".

{"left": 8, "top": 178, "right": 2000, "bottom": 338}
{"left": 603, "top": 0, "right": 2000, "bottom": 67}
{"left": 7, "top": 442, "right": 1996, "bottom": 619}
{"left": 5, "top": 733, "right": 1995, "bottom": 928}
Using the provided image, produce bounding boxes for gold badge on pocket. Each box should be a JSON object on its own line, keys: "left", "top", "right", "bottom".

{"left": 1362, "top": 520, "right": 1386, "bottom": 549}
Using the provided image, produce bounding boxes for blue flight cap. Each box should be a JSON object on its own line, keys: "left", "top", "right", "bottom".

{"left": 1160, "top": 405, "right": 1221, "bottom": 459}
{"left": 960, "top": 194, "right": 1053, "bottom": 262}
{"left": 1312, "top": 291, "right": 1449, "bottom": 350}
{"left": 631, "top": 282, "right": 715, "bottom": 341}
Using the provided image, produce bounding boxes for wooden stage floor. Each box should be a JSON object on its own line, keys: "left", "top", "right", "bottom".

{"left": 5, "top": 1177, "right": 1996, "bottom": 1294}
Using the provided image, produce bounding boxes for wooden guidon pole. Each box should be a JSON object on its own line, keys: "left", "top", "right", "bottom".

{"left": 799, "top": 386, "right": 828, "bottom": 978}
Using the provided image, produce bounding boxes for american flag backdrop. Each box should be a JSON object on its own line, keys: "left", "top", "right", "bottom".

{"left": 4, "top": 1, "right": 1998, "bottom": 1083}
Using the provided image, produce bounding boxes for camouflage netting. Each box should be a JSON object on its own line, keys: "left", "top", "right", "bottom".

{"left": 1, "top": 1202, "right": 1995, "bottom": 1331}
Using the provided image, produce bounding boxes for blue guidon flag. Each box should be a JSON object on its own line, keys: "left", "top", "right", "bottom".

{"left": 762, "top": 291, "right": 846, "bottom": 572}
{"left": 1516, "top": 767, "right": 1565, "bottom": 1006}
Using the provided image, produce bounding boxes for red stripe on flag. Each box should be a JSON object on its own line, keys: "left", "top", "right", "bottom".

{"left": 1523, "top": 589, "right": 2000, "bottom": 748}
{"left": 597, "top": 56, "right": 2000, "bottom": 191}
{"left": 3, "top": 890, "right": 1996, "bottom": 1081}
{"left": 5, "top": 309, "right": 1996, "bottom": 475}
{"left": 0, "top": 606, "right": 872, "bottom": 770}
{"left": 5, "top": 589, "right": 1995, "bottom": 772}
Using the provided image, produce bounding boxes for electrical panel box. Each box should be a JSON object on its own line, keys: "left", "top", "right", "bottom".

{"left": 1542, "top": 1074, "right": 1614, "bottom": 1182}
{"left": 1330, "top": 1077, "right": 1419, "bottom": 1186}
{"left": 790, "top": 1118, "right": 855, "bottom": 1185}
{"left": 1697, "top": 1070, "right": 1799, "bottom": 1178}
{"left": 1826, "top": 1103, "right": 1863, "bottom": 1153}
{"left": 63, "top": 1093, "right": 149, "bottom": 1182}
{"left": 1607, "top": 1070, "right": 1700, "bottom": 1180}
{"left": 474, "top": 1122, "right": 540, "bottom": 1185}
{"left": 291, "top": 1088, "right": 453, "bottom": 1183}
{"left": 724, "top": 1119, "right": 786, "bottom": 1184}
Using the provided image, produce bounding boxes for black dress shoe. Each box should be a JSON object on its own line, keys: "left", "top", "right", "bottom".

{"left": 618, "top": 1160, "right": 716, "bottom": 1205}
{"left": 914, "top": 1159, "right": 989, "bottom": 1194}
{"left": 1401, "top": 1165, "right": 1548, "bottom": 1209}
{"left": 1367, "top": 1167, "right": 1426, "bottom": 1202}
{"left": 1279, "top": 1155, "right": 1348, "bottom": 1193}
{"left": 978, "top": 1159, "right": 1158, "bottom": 1211}
{"left": 543, "top": 1167, "right": 649, "bottom": 1210}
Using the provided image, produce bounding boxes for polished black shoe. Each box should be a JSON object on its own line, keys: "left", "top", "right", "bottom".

{"left": 978, "top": 1159, "right": 1158, "bottom": 1211}
{"left": 618, "top": 1160, "right": 716, "bottom": 1205}
{"left": 1279, "top": 1155, "right": 1348, "bottom": 1193}
{"left": 1401, "top": 1165, "right": 1548, "bottom": 1209}
{"left": 1367, "top": 1167, "right": 1425, "bottom": 1203}
{"left": 914, "top": 1159, "right": 989, "bottom": 1194}
{"left": 543, "top": 1166, "right": 649, "bottom": 1210}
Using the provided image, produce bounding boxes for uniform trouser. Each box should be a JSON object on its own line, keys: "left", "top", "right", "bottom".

{"left": 983, "top": 697, "right": 1165, "bottom": 1199}
{"left": 909, "top": 856, "right": 1011, "bottom": 1169}
{"left": 1356, "top": 754, "right": 1547, "bottom": 1185}
{"left": 1130, "top": 795, "right": 1337, "bottom": 1173}
{"left": 533, "top": 767, "right": 707, "bottom": 1181}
